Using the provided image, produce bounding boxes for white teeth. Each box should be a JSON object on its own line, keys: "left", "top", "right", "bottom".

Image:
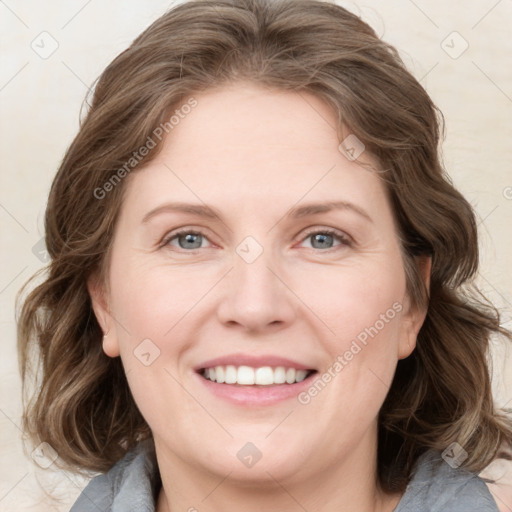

{"left": 215, "top": 365, "right": 225, "bottom": 383}
{"left": 274, "top": 366, "right": 286, "bottom": 384}
{"left": 295, "top": 370, "right": 308, "bottom": 382}
{"left": 225, "top": 365, "right": 237, "bottom": 384}
{"left": 202, "top": 365, "right": 313, "bottom": 385}
{"left": 255, "top": 366, "right": 274, "bottom": 385}
{"left": 285, "top": 368, "right": 296, "bottom": 384}
{"left": 237, "top": 366, "right": 255, "bottom": 385}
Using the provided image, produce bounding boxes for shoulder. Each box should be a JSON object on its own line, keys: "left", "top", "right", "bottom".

{"left": 69, "top": 439, "right": 160, "bottom": 512}
{"left": 395, "top": 449, "right": 499, "bottom": 512}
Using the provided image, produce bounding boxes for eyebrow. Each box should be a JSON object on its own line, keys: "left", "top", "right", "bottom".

{"left": 141, "top": 200, "right": 373, "bottom": 224}
{"left": 142, "top": 202, "right": 220, "bottom": 223}
{"left": 290, "top": 201, "right": 373, "bottom": 223}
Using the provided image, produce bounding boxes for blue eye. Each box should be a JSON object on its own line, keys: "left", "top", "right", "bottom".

{"left": 300, "top": 229, "right": 351, "bottom": 250}
{"left": 161, "top": 228, "right": 351, "bottom": 252}
{"left": 163, "top": 230, "right": 210, "bottom": 250}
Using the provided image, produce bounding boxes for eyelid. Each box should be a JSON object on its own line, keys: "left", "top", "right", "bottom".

{"left": 159, "top": 225, "right": 354, "bottom": 251}
{"left": 296, "top": 226, "right": 354, "bottom": 248}
{"left": 159, "top": 226, "right": 216, "bottom": 250}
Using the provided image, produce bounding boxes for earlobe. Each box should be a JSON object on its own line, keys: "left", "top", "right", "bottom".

{"left": 398, "top": 331, "right": 416, "bottom": 360}
{"left": 87, "top": 272, "right": 120, "bottom": 358}
{"left": 398, "top": 312, "right": 423, "bottom": 360}
{"left": 398, "top": 255, "right": 432, "bottom": 360}
{"left": 102, "top": 329, "right": 120, "bottom": 357}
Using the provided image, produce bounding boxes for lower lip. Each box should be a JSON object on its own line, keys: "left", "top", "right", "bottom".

{"left": 195, "top": 371, "right": 318, "bottom": 406}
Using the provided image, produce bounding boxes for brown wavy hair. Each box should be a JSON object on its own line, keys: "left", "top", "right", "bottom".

{"left": 17, "top": 0, "right": 512, "bottom": 492}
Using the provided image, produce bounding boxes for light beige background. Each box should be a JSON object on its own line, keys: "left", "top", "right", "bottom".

{"left": 1, "top": 0, "right": 511, "bottom": 510}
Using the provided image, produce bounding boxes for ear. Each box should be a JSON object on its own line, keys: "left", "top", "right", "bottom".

{"left": 87, "top": 272, "right": 120, "bottom": 358}
{"left": 398, "top": 255, "right": 431, "bottom": 360}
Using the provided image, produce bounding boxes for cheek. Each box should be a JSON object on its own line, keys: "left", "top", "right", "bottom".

{"left": 107, "top": 261, "right": 205, "bottom": 429}
{"left": 292, "top": 253, "right": 407, "bottom": 409}
{"left": 109, "top": 257, "right": 214, "bottom": 342}
{"left": 293, "top": 254, "right": 406, "bottom": 347}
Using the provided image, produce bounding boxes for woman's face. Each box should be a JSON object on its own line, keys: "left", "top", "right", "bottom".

{"left": 90, "top": 82, "right": 427, "bottom": 485}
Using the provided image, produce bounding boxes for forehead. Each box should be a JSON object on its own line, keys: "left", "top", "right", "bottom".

{"left": 121, "top": 83, "right": 390, "bottom": 224}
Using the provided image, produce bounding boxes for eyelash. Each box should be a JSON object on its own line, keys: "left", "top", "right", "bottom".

{"left": 297, "top": 227, "right": 353, "bottom": 251}
{"left": 160, "top": 227, "right": 353, "bottom": 252}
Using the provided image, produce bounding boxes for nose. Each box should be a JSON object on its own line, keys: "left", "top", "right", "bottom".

{"left": 216, "top": 243, "right": 297, "bottom": 333}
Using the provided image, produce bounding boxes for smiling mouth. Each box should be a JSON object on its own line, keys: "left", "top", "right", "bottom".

{"left": 198, "top": 365, "right": 317, "bottom": 386}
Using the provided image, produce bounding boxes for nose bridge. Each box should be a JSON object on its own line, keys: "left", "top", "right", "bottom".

{"left": 216, "top": 236, "right": 296, "bottom": 331}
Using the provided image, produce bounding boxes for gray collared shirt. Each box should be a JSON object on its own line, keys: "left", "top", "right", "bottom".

{"left": 70, "top": 440, "right": 499, "bottom": 511}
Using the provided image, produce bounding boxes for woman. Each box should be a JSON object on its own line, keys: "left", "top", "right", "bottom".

{"left": 17, "top": 0, "right": 512, "bottom": 510}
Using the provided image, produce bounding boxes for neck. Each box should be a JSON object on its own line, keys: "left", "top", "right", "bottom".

{"left": 154, "top": 427, "right": 402, "bottom": 512}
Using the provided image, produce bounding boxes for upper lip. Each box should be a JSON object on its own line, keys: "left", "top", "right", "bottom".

{"left": 194, "top": 354, "right": 316, "bottom": 372}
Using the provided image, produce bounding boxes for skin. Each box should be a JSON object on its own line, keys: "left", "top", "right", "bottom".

{"left": 89, "top": 82, "right": 430, "bottom": 512}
